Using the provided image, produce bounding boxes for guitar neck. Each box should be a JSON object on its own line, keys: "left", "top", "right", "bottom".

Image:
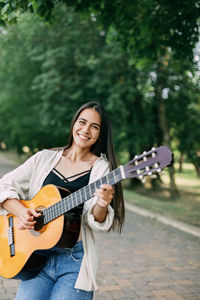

{"left": 43, "top": 167, "right": 124, "bottom": 224}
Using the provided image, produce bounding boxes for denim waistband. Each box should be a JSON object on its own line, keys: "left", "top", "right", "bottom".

{"left": 35, "top": 241, "right": 83, "bottom": 257}
{"left": 53, "top": 240, "right": 83, "bottom": 253}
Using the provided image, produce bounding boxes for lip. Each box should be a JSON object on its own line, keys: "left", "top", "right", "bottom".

{"left": 78, "top": 133, "right": 90, "bottom": 141}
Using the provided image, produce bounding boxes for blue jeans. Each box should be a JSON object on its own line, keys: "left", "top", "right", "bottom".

{"left": 14, "top": 241, "right": 93, "bottom": 300}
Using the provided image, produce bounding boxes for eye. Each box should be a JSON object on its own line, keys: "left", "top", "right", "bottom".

{"left": 79, "top": 120, "right": 85, "bottom": 124}
{"left": 92, "top": 125, "right": 100, "bottom": 130}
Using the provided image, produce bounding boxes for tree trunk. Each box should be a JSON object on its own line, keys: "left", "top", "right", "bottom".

{"left": 155, "top": 65, "right": 178, "bottom": 198}
{"left": 179, "top": 153, "right": 184, "bottom": 172}
{"left": 194, "top": 164, "right": 200, "bottom": 177}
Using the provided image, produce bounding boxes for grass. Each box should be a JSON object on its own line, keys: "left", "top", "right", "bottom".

{"left": 124, "top": 162, "right": 200, "bottom": 228}
{"left": 0, "top": 149, "right": 200, "bottom": 227}
{"left": 124, "top": 189, "right": 200, "bottom": 227}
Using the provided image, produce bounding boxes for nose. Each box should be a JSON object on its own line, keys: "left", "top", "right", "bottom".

{"left": 82, "top": 124, "right": 90, "bottom": 133}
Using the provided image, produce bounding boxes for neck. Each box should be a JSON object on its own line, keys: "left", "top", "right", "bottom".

{"left": 65, "top": 144, "right": 92, "bottom": 162}
{"left": 43, "top": 166, "right": 123, "bottom": 224}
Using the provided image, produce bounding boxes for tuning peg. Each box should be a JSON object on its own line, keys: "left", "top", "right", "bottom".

{"left": 142, "top": 151, "right": 147, "bottom": 161}
{"left": 152, "top": 152, "right": 156, "bottom": 158}
{"left": 154, "top": 163, "right": 159, "bottom": 168}
{"left": 151, "top": 174, "right": 157, "bottom": 179}
{"left": 134, "top": 155, "right": 139, "bottom": 165}
{"left": 145, "top": 166, "right": 150, "bottom": 172}
{"left": 152, "top": 147, "right": 156, "bottom": 150}
{"left": 139, "top": 175, "right": 143, "bottom": 180}
{"left": 157, "top": 168, "right": 161, "bottom": 173}
{"left": 148, "top": 171, "right": 152, "bottom": 176}
{"left": 142, "top": 177, "right": 147, "bottom": 183}
{"left": 137, "top": 169, "right": 141, "bottom": 175}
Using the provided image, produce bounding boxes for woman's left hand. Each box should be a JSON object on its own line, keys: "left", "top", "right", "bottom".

{"left": 93, "top": 184, "right": 114, "bottom": 208}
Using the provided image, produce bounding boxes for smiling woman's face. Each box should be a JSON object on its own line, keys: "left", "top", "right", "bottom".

{"left": 72, "top": 108, "right": 101, "bottom": 150}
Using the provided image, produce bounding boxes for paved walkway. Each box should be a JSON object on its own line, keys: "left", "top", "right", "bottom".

{"left": 0, "top": 157, "right": 200, "bottom": 300}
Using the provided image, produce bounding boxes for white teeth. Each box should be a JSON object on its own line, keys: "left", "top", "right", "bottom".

{"left": 79, "top": 134, "right": 89, "bottom": 140}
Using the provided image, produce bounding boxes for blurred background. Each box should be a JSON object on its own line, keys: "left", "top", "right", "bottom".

{"left": 0, "top": 1, "right": 199, "bottom": 228}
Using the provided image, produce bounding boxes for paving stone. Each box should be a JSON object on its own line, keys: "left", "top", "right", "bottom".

{"left": 152, "top": 289, "right": 185, "bottom": 299}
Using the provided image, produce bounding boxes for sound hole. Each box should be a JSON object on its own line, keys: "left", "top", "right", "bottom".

{"left": 34, "top": 211, "right": 45, "bottom": 232}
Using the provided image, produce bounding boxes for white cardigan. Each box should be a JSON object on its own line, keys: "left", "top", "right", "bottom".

{"left": 0, "top": 149, "right": 114, "bottom": 291}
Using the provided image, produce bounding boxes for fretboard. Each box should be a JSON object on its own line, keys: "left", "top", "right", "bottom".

{"left": 43, "top": 167, "right": 123, "bottom": 224}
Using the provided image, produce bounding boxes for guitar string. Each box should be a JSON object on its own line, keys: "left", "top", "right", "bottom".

{"left": 44, "top": 170, "right": 122, "bottom": 222}
{"left": 34, "top": 172, "right": 122, "bottom": 227}
{"left": 34, "top": 149, "right": 169, "bottom": 227}
{"left": 34, "top": 178, "right": 122, "bottom": 227}
{"left": 43, "top": 170, "right": 118, "bottom": 216}
{"left": 34, "top": 169, "right": 122, "bottom": 227}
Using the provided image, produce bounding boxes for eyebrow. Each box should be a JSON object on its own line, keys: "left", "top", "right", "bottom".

{"left": 79, "top": 117, "right": 101, "bottom": 128}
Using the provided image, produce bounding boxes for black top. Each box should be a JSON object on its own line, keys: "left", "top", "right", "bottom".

{"left": 43, "top": 168, "right": 91, "bottom": 215}
{"left": 42, "top": 167, "right": 92, "bottom": 248}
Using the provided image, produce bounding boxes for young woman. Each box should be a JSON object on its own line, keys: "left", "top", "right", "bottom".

{"left": 0, "top": 101, "right": 125, "bottom": 300}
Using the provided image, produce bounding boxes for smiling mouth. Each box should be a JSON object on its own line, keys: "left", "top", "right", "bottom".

{"left": 78, "top": 134, "right": 90, "bottom": 140}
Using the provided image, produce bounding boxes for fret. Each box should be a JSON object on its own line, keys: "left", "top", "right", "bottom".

{"left": 84, "top": 185, "right": 91, "bottom": 200}
{"left": 74, "top": 192, "right": 78, "bottom": 207}
{"left": 57, "top": 202, "right": 61, "bottom": 217}
{"left": 101, "top": 176, "right": 107, "bottom": 185}
{"left": 95, "top": 178, "right": 101, "bottom": 189}
{"left": 107, "top": 172, "right": 114, "bottom": 185}
{"left": 89, "top": 182, "right": 96, "bottom": 195}
{"left": 93, "top": 181, "right": 97, "bottom": 190}
{"left": 63, "top": 198, "right": 67, "bottom": 212}
{"left": 78, "top": 187, "right": 84, "bottom": 204}
{"left": 43, "top": 167, "right": 124, "bottom": 224}
{"left": 67, "top": 196, "right": 73, "bottom": 210}
{"left": 78, "top": 189, "right": 82, "bottom": 205}
{"left": 99, "top": 177, "right": 103, "bottom": 186}
{"left": 83, "top": 186, "right": 87, "bottom": 201}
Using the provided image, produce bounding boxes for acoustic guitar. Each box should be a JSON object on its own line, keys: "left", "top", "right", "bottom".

{"left": 0, "top": 146, "right": 172, "bottom": 279}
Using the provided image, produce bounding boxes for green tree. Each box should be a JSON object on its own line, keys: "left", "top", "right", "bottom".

{"left": 0, "top": 7, "right": 155, "bottom": 158}
{"left": 1, "top": 1, "right": 199, "bottom": 60}
{"left": 0, "top": 1, "right": 200, "bottom": 195}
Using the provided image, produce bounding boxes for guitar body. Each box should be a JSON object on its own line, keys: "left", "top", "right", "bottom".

{"left": 0, "top": 185, "right": 64, "bottom": 279}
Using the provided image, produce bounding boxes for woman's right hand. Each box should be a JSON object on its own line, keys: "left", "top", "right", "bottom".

{"left": 17, "top": 208, "right": 41, "bottom": 230}
{"left": 1, "top": 198, "right": 41, "bottom": 230}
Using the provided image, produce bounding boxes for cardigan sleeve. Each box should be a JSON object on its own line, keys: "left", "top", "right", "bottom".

{"left": 0, "top": 151, "right": 42, "bottom": 215}
{"left": 83, "top": 156, "right": 114, "bottom": 232}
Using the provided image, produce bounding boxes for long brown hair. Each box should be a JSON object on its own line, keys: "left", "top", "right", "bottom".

{"left": 58, "top": 101, "right": 125, "bottom": 232}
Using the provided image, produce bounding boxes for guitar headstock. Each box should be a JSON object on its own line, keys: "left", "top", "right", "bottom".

{"left": 124, "top": 146, "right": 172, "bottom": 180}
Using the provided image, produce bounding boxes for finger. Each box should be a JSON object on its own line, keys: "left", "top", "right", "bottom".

{"left": 19, "top": 213, "right": 37, "bottom": 226}
{"left": 18, "top": 222, "right": 35, "bottom": 230}
{"left": 97, "top": 199, "right": 109, "bottom": 208}
{"left": 27, "top": 209, "right": 41, "bottom": 218}
{"left": 94, "top": 191, "right": 113, "bottom": 200}
{"left": 94, "top": 190, "right": 114, "bottom": 199}
{"left": 95, "top": 188, "right": 113, "bottom": 196}
{"left": 18, "top": 225, "right": 35, "bottom": 230}
{"left": 94, "top": 195, "right": 112, "bottom": 206}
{"left": 23, "top": 213, "right": 35, "bottom": 223}
{"left": 18, "top": 223, "right": 26, "bottom": 230}
{"left": 100, "top": 184, "right": 113, "bottom": 191}
{"left": 20, "top": 218, "right": 36, "bottom": 227}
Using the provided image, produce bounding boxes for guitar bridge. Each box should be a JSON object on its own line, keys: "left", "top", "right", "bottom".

{"left": 8, "top": 216, "right": 15, "bottom": 257}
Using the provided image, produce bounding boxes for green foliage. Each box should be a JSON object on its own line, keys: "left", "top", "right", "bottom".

{"left": 0, "top": 3, "right": 199, "bottom": 181}
{"left": 0, "top": 1, "right": 200, "bottom": 62}
{"left": 0, "top": 6, "right": 157, "bottom": 155}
